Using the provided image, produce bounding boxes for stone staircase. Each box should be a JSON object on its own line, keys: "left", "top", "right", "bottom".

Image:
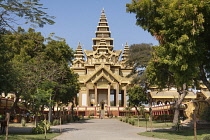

{"left": 181, "top": 119, "right": 193, "bottom": 128}
{"left": 181, "top": 119, "right": 210, "bottom": 129}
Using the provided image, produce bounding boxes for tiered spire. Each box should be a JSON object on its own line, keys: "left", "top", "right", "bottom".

{"left": 74, "top": 42, "right": 84, "bottom": 60}
{"left": 92, "top": 8, "right": 114, "bottom": 51}
{"left": 121, "top": 42, "right": 129, "bottom": 61}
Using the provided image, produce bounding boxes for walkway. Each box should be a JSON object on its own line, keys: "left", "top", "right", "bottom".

{"left": 52, "top": 119, "right": 165, "bottom": 140}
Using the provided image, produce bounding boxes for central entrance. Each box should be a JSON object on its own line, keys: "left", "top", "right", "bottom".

{"left": 88, "top": 88, "right": 126, "bottom": 107}
{"left": 98, "top": 89, "right": 108, "bottom": 106}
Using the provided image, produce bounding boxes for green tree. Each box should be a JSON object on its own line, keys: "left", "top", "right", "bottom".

{"left": 127, "top": 86, "right": 148, "bottom": 126}
{"left": 127, "top": 0, "right": 210, "bottom": 124}
{"left": 128, "top": 86, "right": 148, "bottom": 112}
{"left": 0, "top": 0, "right": 55, "bottom": 30}
{"left": 0, "top": 28, "right": 79, "bottom": 124}
{"left": 127, "top": 43, "right": 153, "bottom": 84}
{"left": 0, "top": 28, "right": 45, "bottom": 109}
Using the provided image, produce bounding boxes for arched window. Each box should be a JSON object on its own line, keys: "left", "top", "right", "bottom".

{"left": 165, "top": 101, "right": 170, "bottom": 105}
{"left": 157, "top": 101, "right": 162, "bottom": 105}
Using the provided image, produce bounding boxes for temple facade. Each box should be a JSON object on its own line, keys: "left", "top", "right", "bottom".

{"left": 71, "top": 9, "right": 133, "bottom": 109}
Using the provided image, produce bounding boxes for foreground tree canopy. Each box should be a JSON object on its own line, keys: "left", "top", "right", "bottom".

{"left": 0, "top": 28, "right": 79, "bottom": 114}
{"left": 0, "top": 0, "right": 55, "bottom": 30}
{"left": 127, "top": 0, "right": 210, "bottom": 88}
{"left": 127, "top": 0, "right": 210, "bottom": 124}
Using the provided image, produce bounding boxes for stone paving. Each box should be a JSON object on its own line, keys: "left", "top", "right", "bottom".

{"left": 51, "top": 119, "right": 166, "bottom": 140}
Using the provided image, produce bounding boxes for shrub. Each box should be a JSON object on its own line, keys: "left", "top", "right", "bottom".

{"left": 21, "top": 118, "right": 26, "bottom": 127}
{"left": 128, "top": 119, "right": 132, "bottom": 124}
{"left": 131, "top": 119, "right": 135, "bottom": 125}
{"left": 128, "top": 119, "right": 135, "bottom": 125}
{"left": 203, "top": 135, "right": 210, "bottom": 140}
{"left": 201, "top": 106, "right": 210, "bottom": 122}
{"left": 120, "top": 118, "right": 122, "bottom": 121}
{"left": 67, "top": 116, "right": 72, "bottom": 123}
{"left": 145, "top": 114, "right": 150, "bottom": 120}
{"left": 52, "top": 119, "right": 60, "bottom": 126}
{"left": 90, "top": 113, "right": 94, "bottom": 116}
{"left": 122, "top": 117, "right": 125, "bottom": 122}
{"left": 73, "top": 115, "right": 80, "bottom": 122}
{"left": 32, "top": 120, "right": 50, "bottom": 134}
{"left": 125, "top": 117, "right": 128, "bottom": 123}
{"left": 153, "top": 115, "right": 159, "bottom": 120}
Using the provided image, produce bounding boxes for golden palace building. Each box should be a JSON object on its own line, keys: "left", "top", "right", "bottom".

{"left": 71, "top": 9, "right": 133, "bottom": 117}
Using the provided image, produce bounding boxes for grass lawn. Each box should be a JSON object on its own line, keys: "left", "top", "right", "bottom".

{"left": 0, "top": 133, "right": 60, "bottom": 140}
{"left": 139, "top": 129, "right": 210, "bottom": 140}
{"left": 120, "top": 117, "right": 174, "bottom": 128}
{"left": 120, "top": 117, "right": 210, "bottom": 140}
{"left": 0, "top": 122, "right": 60, "bottom": 140}
{"left": 134, "top": 119, "right": 174, "bottom": 128}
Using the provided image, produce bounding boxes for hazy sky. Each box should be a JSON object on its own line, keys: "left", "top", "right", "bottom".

{"left": 21, "top": 0, "right": 159, "bottom": 51}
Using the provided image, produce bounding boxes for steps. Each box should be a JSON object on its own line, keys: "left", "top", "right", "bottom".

{"left": 181, "top": 119, "right": 210, "bottom": 129}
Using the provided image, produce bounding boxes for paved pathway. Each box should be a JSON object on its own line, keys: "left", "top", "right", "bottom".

{"left": 52, "top": 119, "right": 166, "bottom": 140}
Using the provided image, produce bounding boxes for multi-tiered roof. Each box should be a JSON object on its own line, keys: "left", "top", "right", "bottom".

{"left": 71, "top": 9, "right": 133, "bottom": 84}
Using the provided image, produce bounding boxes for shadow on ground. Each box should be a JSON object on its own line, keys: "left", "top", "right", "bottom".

{"left": 51, "top": 127, "right": 81, "bottom": 133}
{"left": 150, "top": 127, "right": 210, "bottom": 137}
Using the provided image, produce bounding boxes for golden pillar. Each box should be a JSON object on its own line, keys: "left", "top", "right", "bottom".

{"left": 124, "top": 85, "right": 127, "bottom": 107}
{"left": 116, "top": 83, "right": 119, "bottom": 106}
{"left": 94, "top": 83, "right": 98, "bottom": 106}
{"left": 108, "top": 83, "right": 111, "bottom": 106}
{"left": 86, "top": 85, "right": 89, "bottom": 106}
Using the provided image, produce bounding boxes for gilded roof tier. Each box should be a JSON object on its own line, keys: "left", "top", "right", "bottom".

{"left": 150, "top": 91, "right": 196, "bottom": 99}
{"left": 71, "top": 9, "right": 133, "bottom": 88}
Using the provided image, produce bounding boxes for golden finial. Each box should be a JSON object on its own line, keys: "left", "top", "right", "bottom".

{"left": 102, "top": 8, "right": 105, "bottom": 13}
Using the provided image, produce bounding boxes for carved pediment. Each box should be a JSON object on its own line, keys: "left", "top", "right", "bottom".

{"left": 73, "top": 59, "right": 85, "bottom": 64}
{"left": 92, "top": 72, "right": 113, "bottom": 84}
{"left": 84, "top": 65, "right": 121, "bottom": 84}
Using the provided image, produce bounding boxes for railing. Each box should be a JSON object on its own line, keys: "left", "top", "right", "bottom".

{"left": 73, "top": 103, "right": 185, "bottom": 116}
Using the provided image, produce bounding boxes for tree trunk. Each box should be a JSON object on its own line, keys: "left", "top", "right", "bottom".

{"left": 60, "top": 115, "right": 62, "bottom": 133}
{"left": 200, "top": 65, "right": 210, "bottom": 90}
{"left": 5, "top": 93, "right": 19, "bottom": 140}
{"left": 48, "top": 95, "right": 52, "bottom": 123}
{"left": 44, "top": 115, "right": 47, "bottom": 140}
{"left": 134, "top": 106, "right": 140, "bottom": 127}
{"left": 173, "top": 106, "right": 180, "bottom": 124}
{"left": 173, "top": 83, "right": 187, "bottom": 124}
{"left": 48, "top": 106, "right": 52, "bottom": 123}
{"left": 193, "top": 109, "right": 197, "bottom": 140}
{"left": 148, "top": 96, "right": 153, "bottom": 132}
{"left": 5, "top": 112, "right": 10, "bottom": 140}
{"left": 35, "top": 112, "right": 37, "bottom": 126}
{"left": 71, "top": 101, "right": 74, "bottom": 118}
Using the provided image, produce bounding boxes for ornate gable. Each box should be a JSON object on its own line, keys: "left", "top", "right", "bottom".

{"left": 84, "top": 65, "right": 121, "bottom": 84}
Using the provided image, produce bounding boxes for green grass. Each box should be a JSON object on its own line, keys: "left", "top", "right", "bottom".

{"left": 139, "top": 129, "right": 210, "bottom": 140}
{"left": 120, "top": 117, "right": 210, "bottom": 139}
{"left": 0, "top": 133, "right": 60, "bottom": 140}
{"left": 120, "top": 117, "right": 174, "bottom": 128}
{"left": 0, "top": 123, "right": 60, "bottom": 139}
{"left": 134, "top": 119, "right": 174, "bottom": 128}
